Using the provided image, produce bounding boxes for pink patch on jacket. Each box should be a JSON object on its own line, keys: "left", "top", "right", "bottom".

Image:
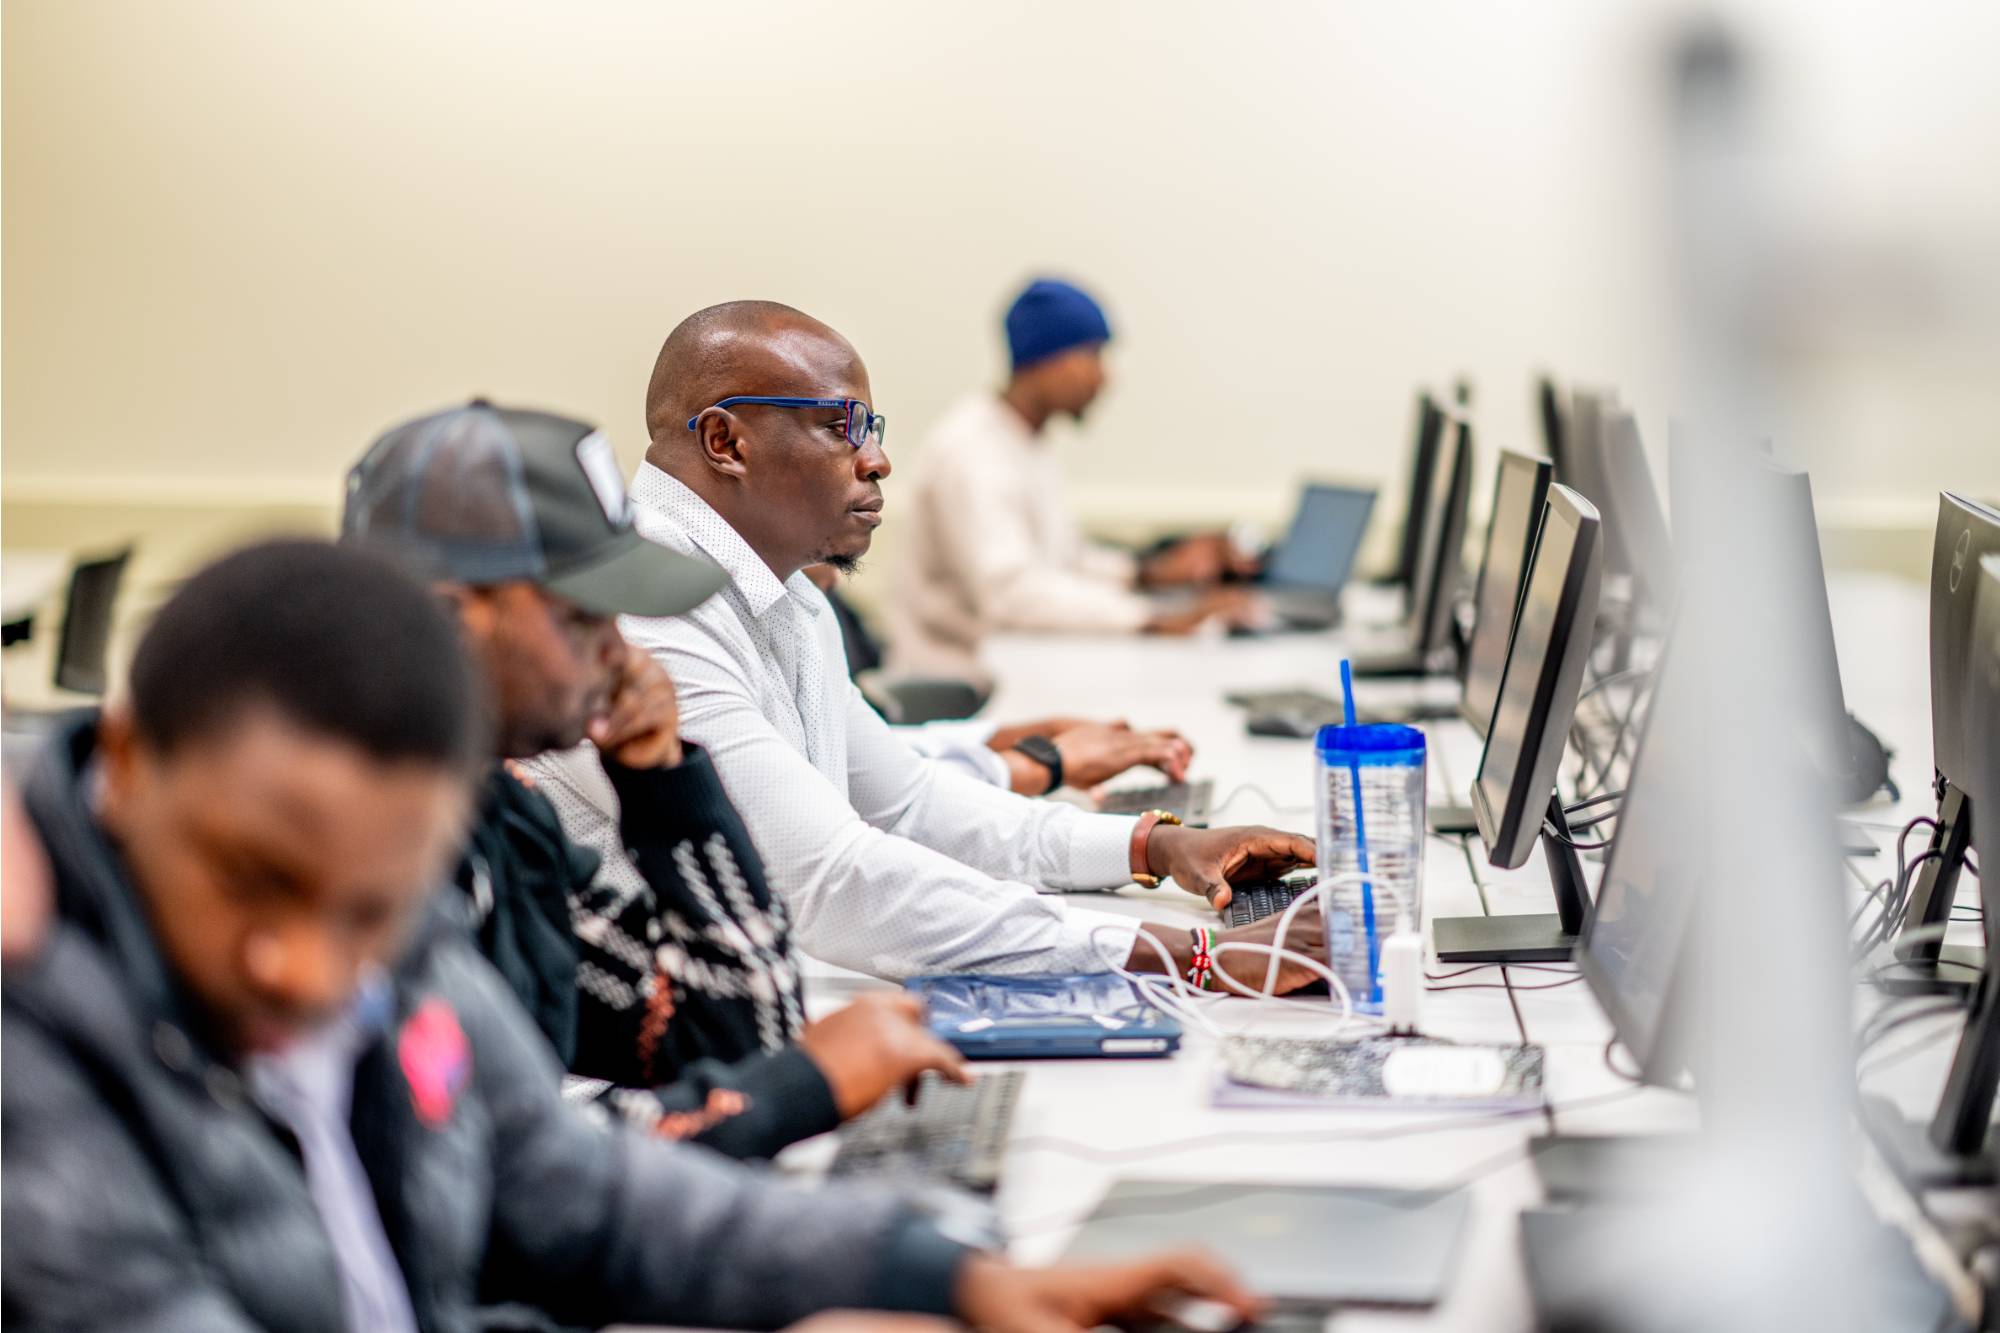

{"left": 398, "top": 998, "right": 471, "bottom": 1127}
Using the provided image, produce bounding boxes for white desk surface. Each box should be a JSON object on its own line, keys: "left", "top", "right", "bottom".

{"left": 775, "top": 573, "right": 1979, "bottom": 1330}
{"left": 1, "top": 549, "right": 68, "bottom": 625}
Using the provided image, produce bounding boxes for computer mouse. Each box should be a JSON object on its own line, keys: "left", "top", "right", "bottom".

{"left": 1246, "top": 711, "right": 1318, "bottom": 739}
{"left": 1142, "top": 1296, "right": 1258, "bottom": 1333}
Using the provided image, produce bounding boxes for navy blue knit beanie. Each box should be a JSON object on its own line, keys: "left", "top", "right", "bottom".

{"left": 1005, "top": 278, "right": 1111, "bottom": 370}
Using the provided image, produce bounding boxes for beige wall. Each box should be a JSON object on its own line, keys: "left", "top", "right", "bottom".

{"left": 6, "top": 0, "right": 1999, "bottom": 629}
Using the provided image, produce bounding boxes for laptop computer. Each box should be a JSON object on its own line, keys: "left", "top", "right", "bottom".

{"left": 1252, "top": 483, "right": 1378, "bottom": 629}
{"left": 1062, "top": 1179, "right": 1469, "bottom": 1310}
{"left": 905, "top": 974, "right": 1184, "bottom": 1059}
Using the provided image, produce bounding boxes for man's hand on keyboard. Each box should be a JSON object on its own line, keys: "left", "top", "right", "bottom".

{"left": 1215, "top": 907, "right": 1327, "bottom": 994}
{"left": 798, "top": 992, "right": 970, "bottom": 1119}
{"left": 1146, "top": 824, "right": 1315, "bottom": 911}
{"left": 1131, "top": 905, "right": 1327, "bottom": 996}
{"left": 954, "top": 1249, "right": 1262, "bottom": 1333}
{"left": 1057, "top": 721, "right": 1192, "bottom": 787}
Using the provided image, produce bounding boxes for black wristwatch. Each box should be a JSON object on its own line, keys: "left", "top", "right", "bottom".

{"left": 1011, "top": 735, "right": 1064, "bottom": 795}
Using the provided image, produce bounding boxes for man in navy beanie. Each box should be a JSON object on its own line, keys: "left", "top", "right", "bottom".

{"left": 889, "top": 277, "right": 1261, "bottom": 687}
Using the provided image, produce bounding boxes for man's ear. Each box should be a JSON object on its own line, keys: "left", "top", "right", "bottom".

{"left": 436, "top": 582, "right": 493, "bottom": 643}
{"left": 692, "top": 410, "right": 751, "bottom": 482}
{"left": 94, "top": 705, "right": 142, "bottom": 826}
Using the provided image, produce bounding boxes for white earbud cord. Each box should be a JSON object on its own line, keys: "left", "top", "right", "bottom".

{"left": 1087, "top": 872, "right": 1391, "bottom": 1042}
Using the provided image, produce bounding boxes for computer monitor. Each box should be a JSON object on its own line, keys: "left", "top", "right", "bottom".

{"left": 1925, "top": 552, "right": 2000, "bottom": 1165}
{"left": 1562, "top": 390, "right": 1632, "bottom": 583}
{"left": 1601, "top": 410, "right": 1676, "bottom": 615}
{"left": 1461, "top": 449, "right": 1555, "bottom": 737}
{"left": 1668, "top": 447, "right": 1884, "bottom": 808}
{"left": 1537, "top": 376, "right": 1570, "bottom": 485}
{"left": 1865, "top": 552, "right": 2000, "bottom": 1186}
{"left": 1353, "top": 413, "right": 1473, "bottom": 681}
{"left": 1893, "top": 492, "right": 2000, "bottom": 982}
{"left": 1576, "top": 629, "right": 1702, "bottom": 1086}
{"left": 1408, "top": 414, "right": 1474, "bottom": 661}
{"left": 1433, "top": 485, "right": 1604, "bottom": 963}
{"left": 1767, "top": 462, "right": 1854, "bottom": 787}
{"left": 1386, "top": 393, "right": 1446, "bottom": 597}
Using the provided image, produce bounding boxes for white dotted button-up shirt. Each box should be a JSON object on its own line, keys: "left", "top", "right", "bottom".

{"left": 613, "top": 463, "right": 1142, "bottom": 980}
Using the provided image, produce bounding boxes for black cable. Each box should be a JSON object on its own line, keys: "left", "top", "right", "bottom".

{"left": 1859, "top": 1019, "right": 1969, "bottom": 1081}
{"left": 1542, "top": 823, "right": 1614, "bottom": 851}
{"left": 1857, "top": 1000, "right": 1966, "bottom": 1057}
{"left": 1852, "top": 816, "right": 1951, "bottom": 960}
{"left": 1603, "top": 1036, "right": 1645, "bottom": 1086}
{"left": 1576, "top": 666, "right": 1656, "bottom": 705}
{"left": 1427, "top": 975, "right": 1587, "bottom": 993}
{"left": 1564, "top": 790, "right": 1627, "bottom": 815}
{"left": 1563, "top": 807, "right": 1621, "bottom": 835}
{"left": 1425, "top": 963, "right": 1578, "bottom": 982}
{"left": 1209, "top": 782, "right": 1314, "bottom": 820}
{"left": 1848, "top": 875, "right": 1892, "bottom": 934}
{"left": 1455, "top": 838, "right": 1557, "bottom": 1136}
{"left": 1588, "top": 679, "right": 1650, "bottom": 794}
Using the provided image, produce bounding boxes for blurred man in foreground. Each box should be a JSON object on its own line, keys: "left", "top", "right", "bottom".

{"left": 1, "top": 539, "right": 1261, "bottom": 1331}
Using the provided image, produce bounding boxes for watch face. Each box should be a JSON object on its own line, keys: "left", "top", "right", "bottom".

{"left": 1014, "top": 736, "right": 1063, "bottom": 792}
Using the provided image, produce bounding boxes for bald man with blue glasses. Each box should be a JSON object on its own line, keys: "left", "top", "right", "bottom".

{"left": 887, "top": 278, "right": 1262, "bottom": 688}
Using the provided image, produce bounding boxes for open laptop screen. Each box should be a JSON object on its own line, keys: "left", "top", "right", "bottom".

{"left": 1264, "top": 484, "right": 1377, "bottom": 593}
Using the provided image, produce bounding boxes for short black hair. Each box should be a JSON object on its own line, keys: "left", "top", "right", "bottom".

{"left": 128, "top": 539, "right": 487, "bottom": 768}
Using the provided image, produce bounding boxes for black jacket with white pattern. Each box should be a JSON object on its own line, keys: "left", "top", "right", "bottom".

{"left": 461, "top": 745, "right": 838, "bottom": 1160}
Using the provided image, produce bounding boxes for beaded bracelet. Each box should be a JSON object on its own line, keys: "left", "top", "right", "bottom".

{"left": 1187, "top": 925, "right": 1216, "bottom": 991}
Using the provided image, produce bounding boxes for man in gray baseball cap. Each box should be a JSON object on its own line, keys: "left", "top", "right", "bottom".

{"left": 344, "top": 397, "right": 728, "bottom": 620}
{"left": 345, "top": 400, "right": 970, "bottom": 1163}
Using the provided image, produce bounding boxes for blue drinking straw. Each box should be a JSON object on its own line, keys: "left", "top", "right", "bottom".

{"left": 1339, "top": 660, "right": 1382, "bottom": 1004}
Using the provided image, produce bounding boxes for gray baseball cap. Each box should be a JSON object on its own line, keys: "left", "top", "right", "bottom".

{"left": 342, "top": 399, "right": 726, "bottom": 618}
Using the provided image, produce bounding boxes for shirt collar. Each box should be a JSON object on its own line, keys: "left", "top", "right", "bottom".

{"left": 628, "top": 463, "right": 822, "bottom": 620}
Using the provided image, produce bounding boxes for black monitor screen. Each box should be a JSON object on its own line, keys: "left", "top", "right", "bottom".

{"left": 1473, "top": 485, "right": 1604, "bottom": 868}
{"left": 1577, "top": 632, "right": 1704, "bottom": 1084}
{"left": 1265, "top": 485, "right": 1378, "bottom": 593}
{"left": 1538, "top": 377, "right": 1569, "bottom": 486}
{"left": 1409, "top": 417, "right": 1473, "bottom": 655}
{"left": 1603, "top": 410, "right": 1676, "bottom": 611}
{"left": 1462, "top": 450, "right": 1553, "bottom": 737}
{"left": 1563, "top": 390, "right": 1627, "bottom": 579}
{"left": 1930, "top": 492, "right": 2000, "bottom": 793}
{"left": 1390, "top": 394, "right": 1445, "bottom": 593}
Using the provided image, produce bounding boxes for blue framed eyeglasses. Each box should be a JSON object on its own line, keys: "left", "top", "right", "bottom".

{"left": 686, "top": 396, "right": 887, "bottom": 450}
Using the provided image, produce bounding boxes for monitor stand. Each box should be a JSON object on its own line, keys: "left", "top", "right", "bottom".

{"left": 1371, "top": 698, "right": 1461, "bottom": 725}
{"left": 1347, "top": 643, "right": 1448, "bottom": 680}
{"left": 1863, "top": 828, "right": 2000, "bottom": 1189}
{"left": 1880, "top": 785, "right": 1981, "bottom": 999}
{"left": 1428, "top": 800, "right": 1479, "bottom": 836}
{"left": 1860, "top": 1097, "right": 1998, "bottom": 1188}
{"left": 1432, "top": 793, "right": 1590, "bottom": 963}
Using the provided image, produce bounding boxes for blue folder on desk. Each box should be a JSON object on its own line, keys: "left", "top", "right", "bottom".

{"left": 904, "top": 973, "right": 1183, "bottom": 1059}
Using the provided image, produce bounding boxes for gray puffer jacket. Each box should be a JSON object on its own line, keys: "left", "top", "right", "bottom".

{"left": 1, "top": 717, "right": 967, "bottom": 1332}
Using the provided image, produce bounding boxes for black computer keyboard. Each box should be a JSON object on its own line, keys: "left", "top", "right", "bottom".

{"left": 1225, "top": 688, "right": 1341, "bottom": 716}
{"left": 826, "top": 1070, "right": 1024, "bottom": 1194}
{"left": 1225, "top": 876, "right": 1319, "bottom": 928}
{"left": 1096, "top": 778, "right": 1214, "bottom": 822}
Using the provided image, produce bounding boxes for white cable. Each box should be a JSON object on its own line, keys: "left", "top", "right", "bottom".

{"left": 1085, "top": 873, "right": 1394, "bottom": 1043}
{"left": 1089, "top": 922, "right": 1230, "bottom": 1038}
